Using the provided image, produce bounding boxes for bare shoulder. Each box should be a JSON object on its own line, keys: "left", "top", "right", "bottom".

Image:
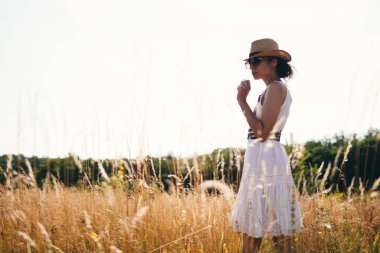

{"left": 266, "top": 81, "right": 287, "bottom": 100}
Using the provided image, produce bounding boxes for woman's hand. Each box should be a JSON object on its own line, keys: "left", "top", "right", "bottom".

{"left": 237, "top": 79, "right": 251, "bottom": 103}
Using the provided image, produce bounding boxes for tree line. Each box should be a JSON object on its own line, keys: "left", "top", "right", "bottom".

{"left": 0, "top": 128, "right": 379, "bottom": 194}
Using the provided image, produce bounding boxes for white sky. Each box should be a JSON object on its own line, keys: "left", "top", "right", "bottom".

{"left": 1, "top": 0, "right": 380, "bottom": 159}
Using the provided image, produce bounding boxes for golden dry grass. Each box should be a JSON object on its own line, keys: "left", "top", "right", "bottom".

{"left": 0, "top": 181, "right": 379, "bottom": 253}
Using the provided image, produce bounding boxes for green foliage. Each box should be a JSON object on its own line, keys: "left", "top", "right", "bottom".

{"left": 0, "top": 128, "right": 379, "bottom": 193}
{"left": 293, "top": 128, "right": 380, "bottom": 193}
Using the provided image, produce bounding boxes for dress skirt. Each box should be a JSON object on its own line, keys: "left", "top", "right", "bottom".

{"left": 228, "top": 139, "right": 304, "bottom": 238}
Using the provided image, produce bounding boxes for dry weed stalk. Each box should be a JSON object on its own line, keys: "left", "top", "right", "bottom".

{"left": 319, "top": 162, "right": 332, "bottom": 193}
{"left": 98, "top": 161, "right": 111, "bottom": 183}
{"left": 359, "top": 178, "right": 365, "bottom": 200}
{"left": 70, "top": 152, "right": 93, "bottom": 189}
{"left": 370, "top": 177, "right": 380, "bottom": 199}
{"left": 337, "top": 135, "right": 354, "bottom": 190}
{"left": 296, "top": 170, "right": 304, "bottom": 193}
{"left": 17, "top": 231, "right": 36, "bottom": 253}
{"left": 109, "top": 245, "right": 123, "bottom": 253}
{"left": 83, "top": 210, "right": 104, "bottom": 252}
{"left": 148, "top": 225, "right": 212, "bottom": 253}
{"left": 371, "top": 177, "right": 380, "bottom": 191}
{"left": 314, "top": 161, "right": 325, "bottom": 187}
{"left": 24, "top": 159, "right": 36, "bottom": 186}
{"left": 37, "top": 222, "right": 64, "bottom": 253}
{"left": 347, "top": 177, "right": 356, "bottom": 199}
{"left": 200, "top": 180, "right": 235, "bottom": 207}
{"left": 130, "top": 206, "right": 149, "bottom": 229}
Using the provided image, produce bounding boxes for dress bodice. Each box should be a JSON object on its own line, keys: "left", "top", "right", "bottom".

{"left": 247, "top": 80, "right": 292, "bottom": 140}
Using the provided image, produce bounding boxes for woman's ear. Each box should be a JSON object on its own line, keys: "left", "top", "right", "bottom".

{"left": 271, "top": 58, "right": 278, "bottom": 69}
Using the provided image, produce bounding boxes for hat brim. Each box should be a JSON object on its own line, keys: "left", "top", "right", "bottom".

{"left": 242, "top": 50, "right": 291, "bottom": 62}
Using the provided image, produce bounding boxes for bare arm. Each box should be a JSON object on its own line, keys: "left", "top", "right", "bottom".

{"left": 237, "top": 100, "right": 264, "bottom": 137}
{"left": 237, "top": 81, "right": 286, "bottom": 141}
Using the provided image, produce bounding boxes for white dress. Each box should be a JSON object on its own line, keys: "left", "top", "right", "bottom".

{"left": 228, "top": 80, "right": 304, "bottom": 238}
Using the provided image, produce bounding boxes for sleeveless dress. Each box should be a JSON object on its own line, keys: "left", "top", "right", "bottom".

{"left": 228, "top": 80, "right": 304, "bottom": 238}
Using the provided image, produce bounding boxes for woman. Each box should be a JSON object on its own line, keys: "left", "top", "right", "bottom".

{"left": 228, "top": 38, "right": 304, "bottom": 253}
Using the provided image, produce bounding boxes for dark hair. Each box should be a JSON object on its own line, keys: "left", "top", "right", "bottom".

{"left": 266, "top": 56, "right": 294, "bottom": 79}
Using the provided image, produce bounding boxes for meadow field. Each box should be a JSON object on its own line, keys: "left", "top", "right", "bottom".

{"left": 0, "top": 153, "right": 379, "bottom": 253}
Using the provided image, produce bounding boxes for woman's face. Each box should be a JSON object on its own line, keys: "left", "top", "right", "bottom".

{"left": 247, "top": 57, "right": 277, "bottom": 80}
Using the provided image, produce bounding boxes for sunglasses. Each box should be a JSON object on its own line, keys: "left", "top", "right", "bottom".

{"left": 245, "top": 57, "right": 265, "bottom": 69}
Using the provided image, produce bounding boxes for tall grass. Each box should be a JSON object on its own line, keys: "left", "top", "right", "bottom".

{"left": 0, "top": 152, "right": 379, "bottom": 252}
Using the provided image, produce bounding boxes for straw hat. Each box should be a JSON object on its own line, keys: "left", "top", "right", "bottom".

{"left": 243, "top": 38, "right": 291, "bottom": 62}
